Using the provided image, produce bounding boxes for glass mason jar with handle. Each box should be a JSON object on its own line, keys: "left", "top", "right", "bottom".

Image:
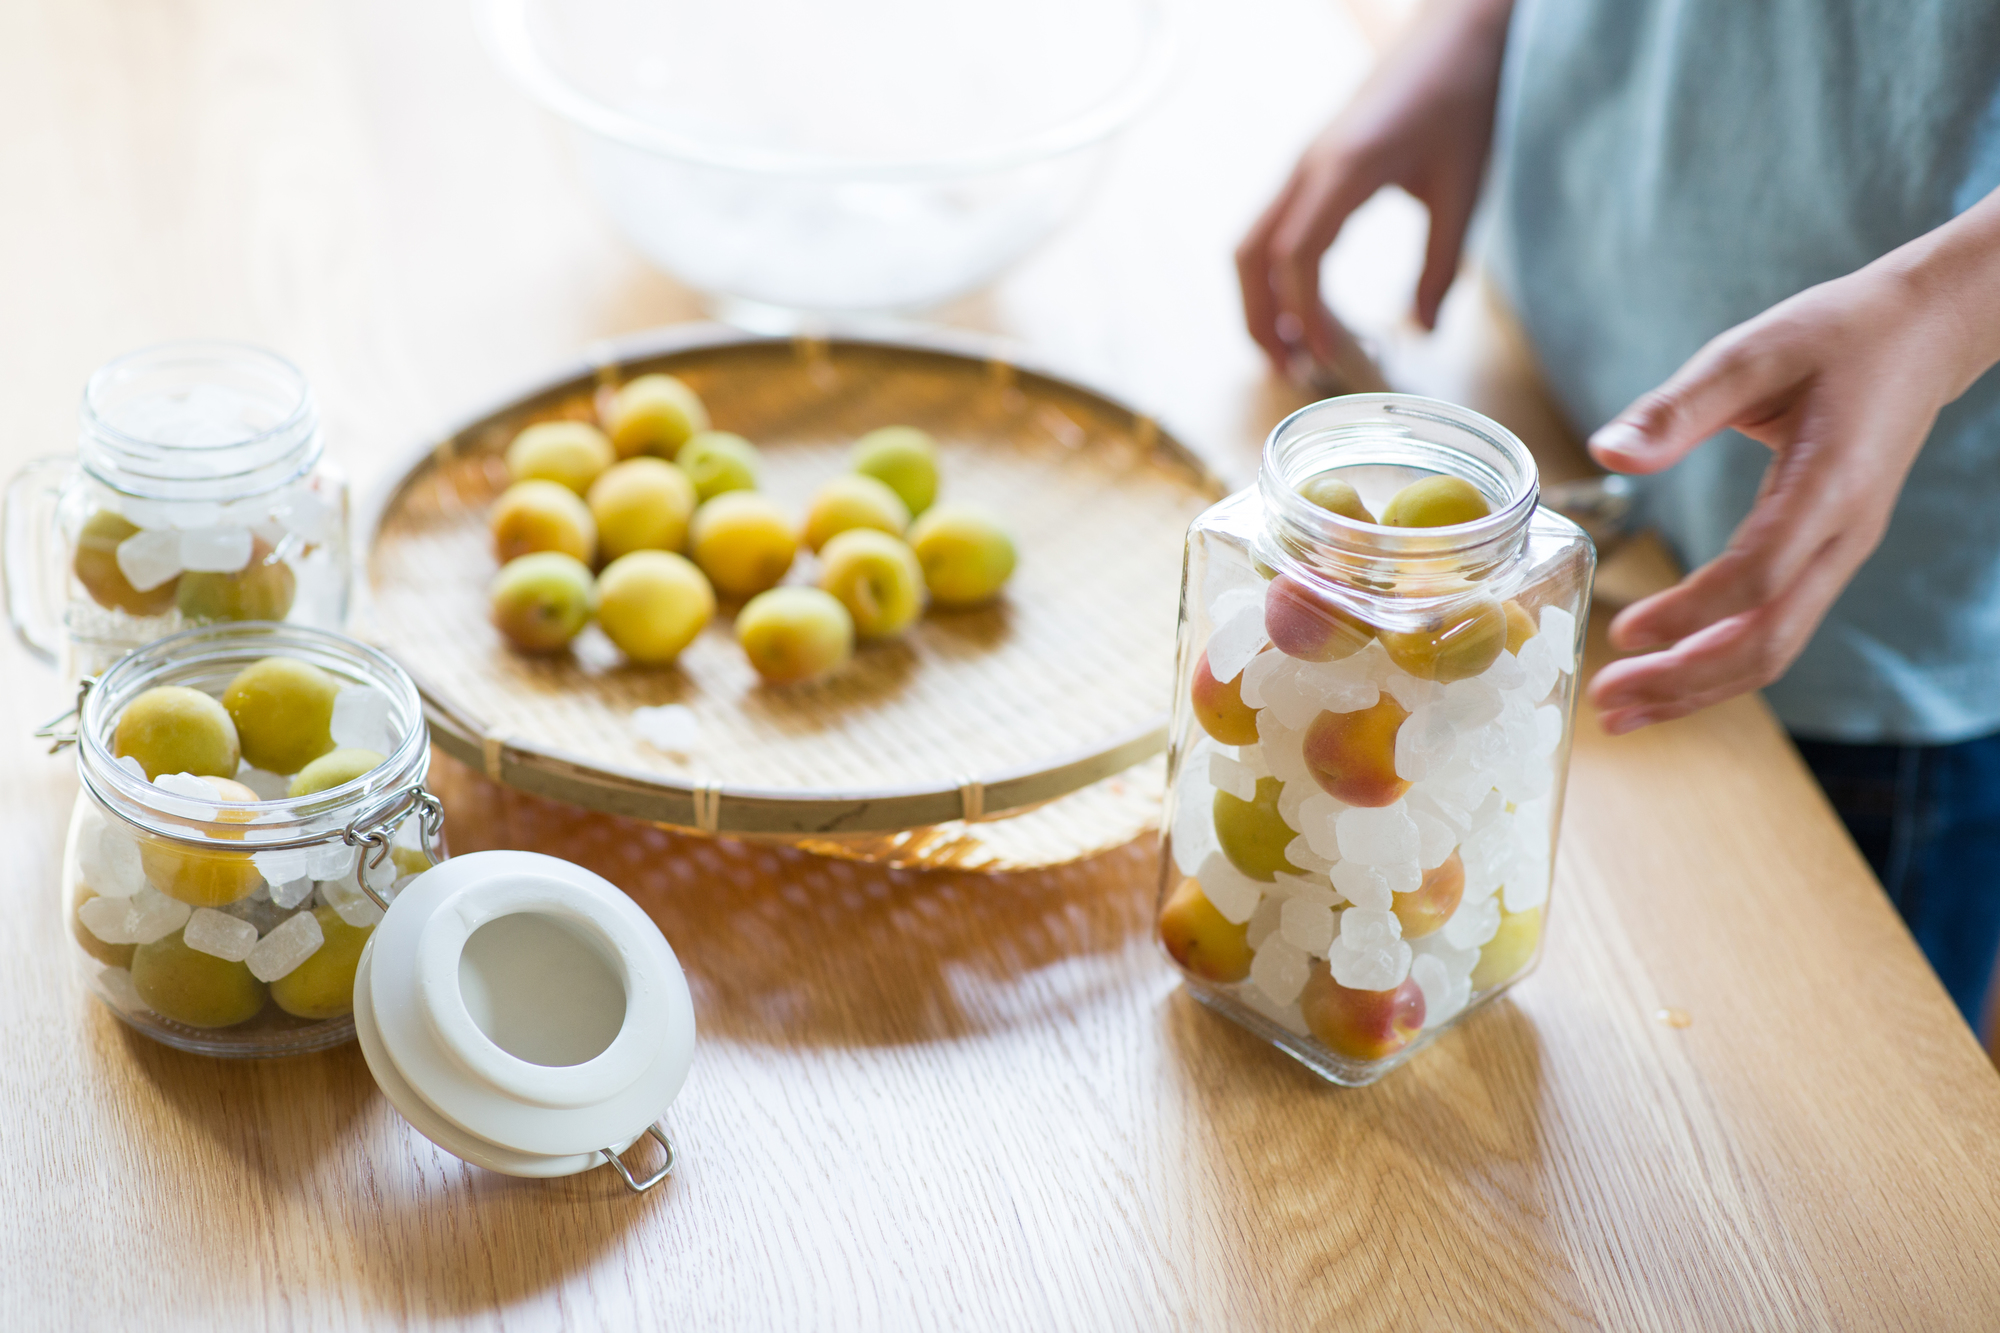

{"left": 61, "top": 622, "right": 444, "bottom": 1058}
{"left": 4, "top": 342, "right": 349, "bottom": 680}
{"left": 1158, "top": 394, "right": 1594, "bottom": 1085}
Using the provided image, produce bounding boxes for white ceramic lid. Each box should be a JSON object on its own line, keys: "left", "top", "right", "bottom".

{"left": 353, "top": 850, "right": 695, "bottom": 1182}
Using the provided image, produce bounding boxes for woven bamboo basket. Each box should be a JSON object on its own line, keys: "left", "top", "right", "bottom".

{"left": 357, "top": 325, "right": 1223, "bottom": 870}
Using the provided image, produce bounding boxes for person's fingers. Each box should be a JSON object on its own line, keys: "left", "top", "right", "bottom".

{"left": 1236, "top": 173, "right": 1304, "bottom": 373}
{"left": 1609, "top": 408, "right": 1905, "bottom": 652}
{"left": 1588, "top": 327, "right": 1806, "bottom": 474}
{"left": 1413, "top": 178, "right": 1475, "bottom": 330}
{"left": 1268, "top": 153, "right": 1380, "bottom": 368}
{"left": 1588, "top": 531, "right": 1860, "bottom": 729}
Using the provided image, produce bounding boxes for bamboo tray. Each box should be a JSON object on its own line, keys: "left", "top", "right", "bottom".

{"left": 358, "top": 325, "right": 1223, "bottom": 869}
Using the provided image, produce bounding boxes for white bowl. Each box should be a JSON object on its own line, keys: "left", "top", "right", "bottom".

{"left": 478, "top": 0, "right": 1176, "bottom": 320}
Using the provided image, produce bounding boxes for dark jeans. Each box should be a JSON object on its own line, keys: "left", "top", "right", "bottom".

{"left": 1794, "top": 730, "right": 2000, "bottom": 1035}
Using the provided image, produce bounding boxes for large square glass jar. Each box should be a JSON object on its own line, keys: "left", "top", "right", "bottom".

{"left": 5, "top": 342, "right": 349, "bottom": 679}
{"left": 1159, "top": 395, "right": 1595, "bottom": 1085}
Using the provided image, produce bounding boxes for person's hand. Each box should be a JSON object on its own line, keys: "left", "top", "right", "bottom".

{"left": 1587, "top": 188, "right": 2000, "bottom": 734}
{"left": 1236, "top": 0, "right": 1515, "bottom": 381}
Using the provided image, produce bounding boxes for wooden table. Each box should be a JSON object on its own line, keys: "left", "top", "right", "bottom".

{"left": 7, "top": 2, "right": 2000, "bottom": 1328}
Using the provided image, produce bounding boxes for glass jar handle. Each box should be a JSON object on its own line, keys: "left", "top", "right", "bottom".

{"left": 3, "top": 456, "right": 75, "bottom": 667}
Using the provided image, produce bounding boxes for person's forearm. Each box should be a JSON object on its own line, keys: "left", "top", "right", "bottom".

{"left": 1881, "top": 184, "right": 2000, "bottom": 404}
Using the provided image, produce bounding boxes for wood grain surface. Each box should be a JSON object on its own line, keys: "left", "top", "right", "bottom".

{"left": 5, "top": 1, "right": 2000, "bottom": 1329}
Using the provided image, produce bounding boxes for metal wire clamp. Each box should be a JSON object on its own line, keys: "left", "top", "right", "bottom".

{"left": 33, "top": 676, "right": 95, "bottom": 753}
{"left": 600, "top": 1124, "right": 676, "bottom": 1193}
{"left": 341, "top": 784, "right": 445, "bottom": 910}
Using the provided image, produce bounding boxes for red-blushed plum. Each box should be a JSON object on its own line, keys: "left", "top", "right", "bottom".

{"left": 1300, "top": 961, "right": 1425, "bottom": 1061}
{"left": 1263, "top": 574, "right": 1373, "bottom": 661}
{"left": 1158, "top": 878, "right": 1253, "bottom": 983}
{"left": 1190, "top": 650, "right": 1261, "bottom": 745}
{"left": 1391, "top": 850, "right": 1465, "bottom": 938}
{"left": 1302, "top": 696, "right": 1411, "bottom": 807}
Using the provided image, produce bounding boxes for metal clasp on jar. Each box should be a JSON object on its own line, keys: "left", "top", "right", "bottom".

{"left": 341, "top": 784, "right": 447, "bottom": 911}
{"left": 33, "top": 676, "right": 95, "bottom": 753}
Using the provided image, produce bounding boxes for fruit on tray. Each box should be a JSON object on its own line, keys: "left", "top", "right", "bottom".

{"left": 490, "top": 552, "right": 597, "bottom": 652}
{"left": 607, "top": 373, "right": 709, "bottom": 460}
{"left": 736, "top": 587, "right": 854, "bottom": 685}
{"left": 1380, "top": 474, "right": 1491, "bottom": 528}
{"left": 691, "top": 492, "right": 798, "bottom": 599}
{"left": 596, "top": 551, "right": 715, "bottom": 664}
{"left": 269, "top": 906, "right": 372, "bottom": 1020}
{"left": 176, "top": 537, "right": 296, "bottom": 624}
{"left": 289, "top": 747, "right": 388, "bottom": 798}
{"left": 1503, "top": 598, "right": 1538, "bottom": 653}
{"left": 223, "top": 656, "right": 338, "bottom": 775}
{"left": 506, "top": 420, "right": 615, "bottom": 495}
{"left": 1379, "top": 598, "right": 1507, "bottom": 682}
{"left": 71, "top": 887, "right": 137, "bottom": 969}
{"left": 113, "top": 685, "right": 241, "bottom": 780}
{"left": 1213, "top": 776, "right": 1302, "bottom": 880}
{"left": 1264, "top": 575, "right": 1372, "bottom": 661}
{"left": 676, "top": 430, "right": 760, "bottom": 502}
{"left": 491, "top": 479, "right": 596, "bottom": 565}
{"left": 478, "top": 394, "right": 1017, "bottom": 685}
{"left": 817, "top": 529, "right": 924, "bottom": 640}
{"left": 1190, "top": 650, "right": 1261, "bottom": 746}
{"left": 1302, "top": 696, "right": 1411, "bottom": 807}
{"left": 74, "top": 510, "right": 178, "bottom": 616}
{"left": 1158, "top": 878, "right": 1253, "bottom": 983}
{"left": 1471, "top": 904, "right": 1544, "bottom": 990}
{"left": 851, "top": 425, "right": 938, "bottom": 516}
{"left": 131, "top": 929, "right": 268, "bottom": 1028}
{"left": 906, "top": 503, "right": 1015, "bottom": 608}
{"left": 802, "top": 474, "right": 909, "bottom": 553}
{"left": 1300, "top": 963, "right": 1425, "bottom": 1061}
{"left": 588, "top": 458, "right": 697, "bottom": 563}
{"left": 1296, "top": 475, "right": 1376, "bottom": 523}
{"left": 139, "top": 775, "right": 266, "bottom": 907}
{"left": 1392, "top": 851, "right": 1465, "bottom": 938}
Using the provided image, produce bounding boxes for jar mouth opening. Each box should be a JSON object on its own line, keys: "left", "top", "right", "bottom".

{"left": 79, "top": 341, "right": 321, "bottom": 499}
{"left": 1258, "top": 394, "right": 1540, "bottom": 583}
{"left": 77, "top": 623, "right": 429, "bottom": 841}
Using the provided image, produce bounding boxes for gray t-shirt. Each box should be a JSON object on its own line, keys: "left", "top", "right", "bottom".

{"left": 1488, "top": 0, "right": 2000, "bottom": 743}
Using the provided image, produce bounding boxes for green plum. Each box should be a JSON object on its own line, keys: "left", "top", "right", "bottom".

{"left": 131, "top": 929, "right": 267, "bottom": 1028}
{"left": 1379, "top": 475, "right": 1491, "bottom": 528}
{"left": 489, "top": 552, "right": 596, "bottom": 653}
{"left": 288, "top": 747, "right": 387, "bottom": 798}
{"left": 906, "top": 503, "right": 1015, "bottom": 608}
{"left": 506, "top": 420, "right": 614, "bottom": 495}
{"left": 851, "top": 425, "right": 939, "bottom": 516}
{"left": 596, "top": 550, "right": 714, "bottom": 664}
{"left": 269, "top": 906, "right": 372, "bottom": 1019}
{"left": 223, "top": 656, "right": 339, "bottom": 775}
{"left": 113, "top": 686, "right": 240, "bottom": 780}
{"left": 1297, "top": 476, "right": 1376, "bottom": 523}
{"left": 802, "top": 474, "right": 909, "bottom": 553}
{"left": 176, "top": 538, "right": 295, "bottom": 623}
{"left": 675, "top": 430, "right": 760, "bottom": 502}
{"left": 490, "top": 479, "right": 596, "bottom": 566}
{"left": 73, "top": 510, "right": 178, "bottom": 615}
{"left": 736, "top": 587, "right": 854, "bottom": 685}
{"left": 1213, "top": 776, "right": 1302, "bottom": 881}
{"left": 607, "top": 374, "right": 708, "bottom": 460}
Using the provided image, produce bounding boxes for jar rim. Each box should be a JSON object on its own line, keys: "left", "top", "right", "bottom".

{"left": 78, "top": 341, "right": 322, "bottom": 501}
{"left": 1258, "top": 394, "right": 1540, "bottom": 588}
{"left": 77, "top": 622, "right": 430, "bottom": 845}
